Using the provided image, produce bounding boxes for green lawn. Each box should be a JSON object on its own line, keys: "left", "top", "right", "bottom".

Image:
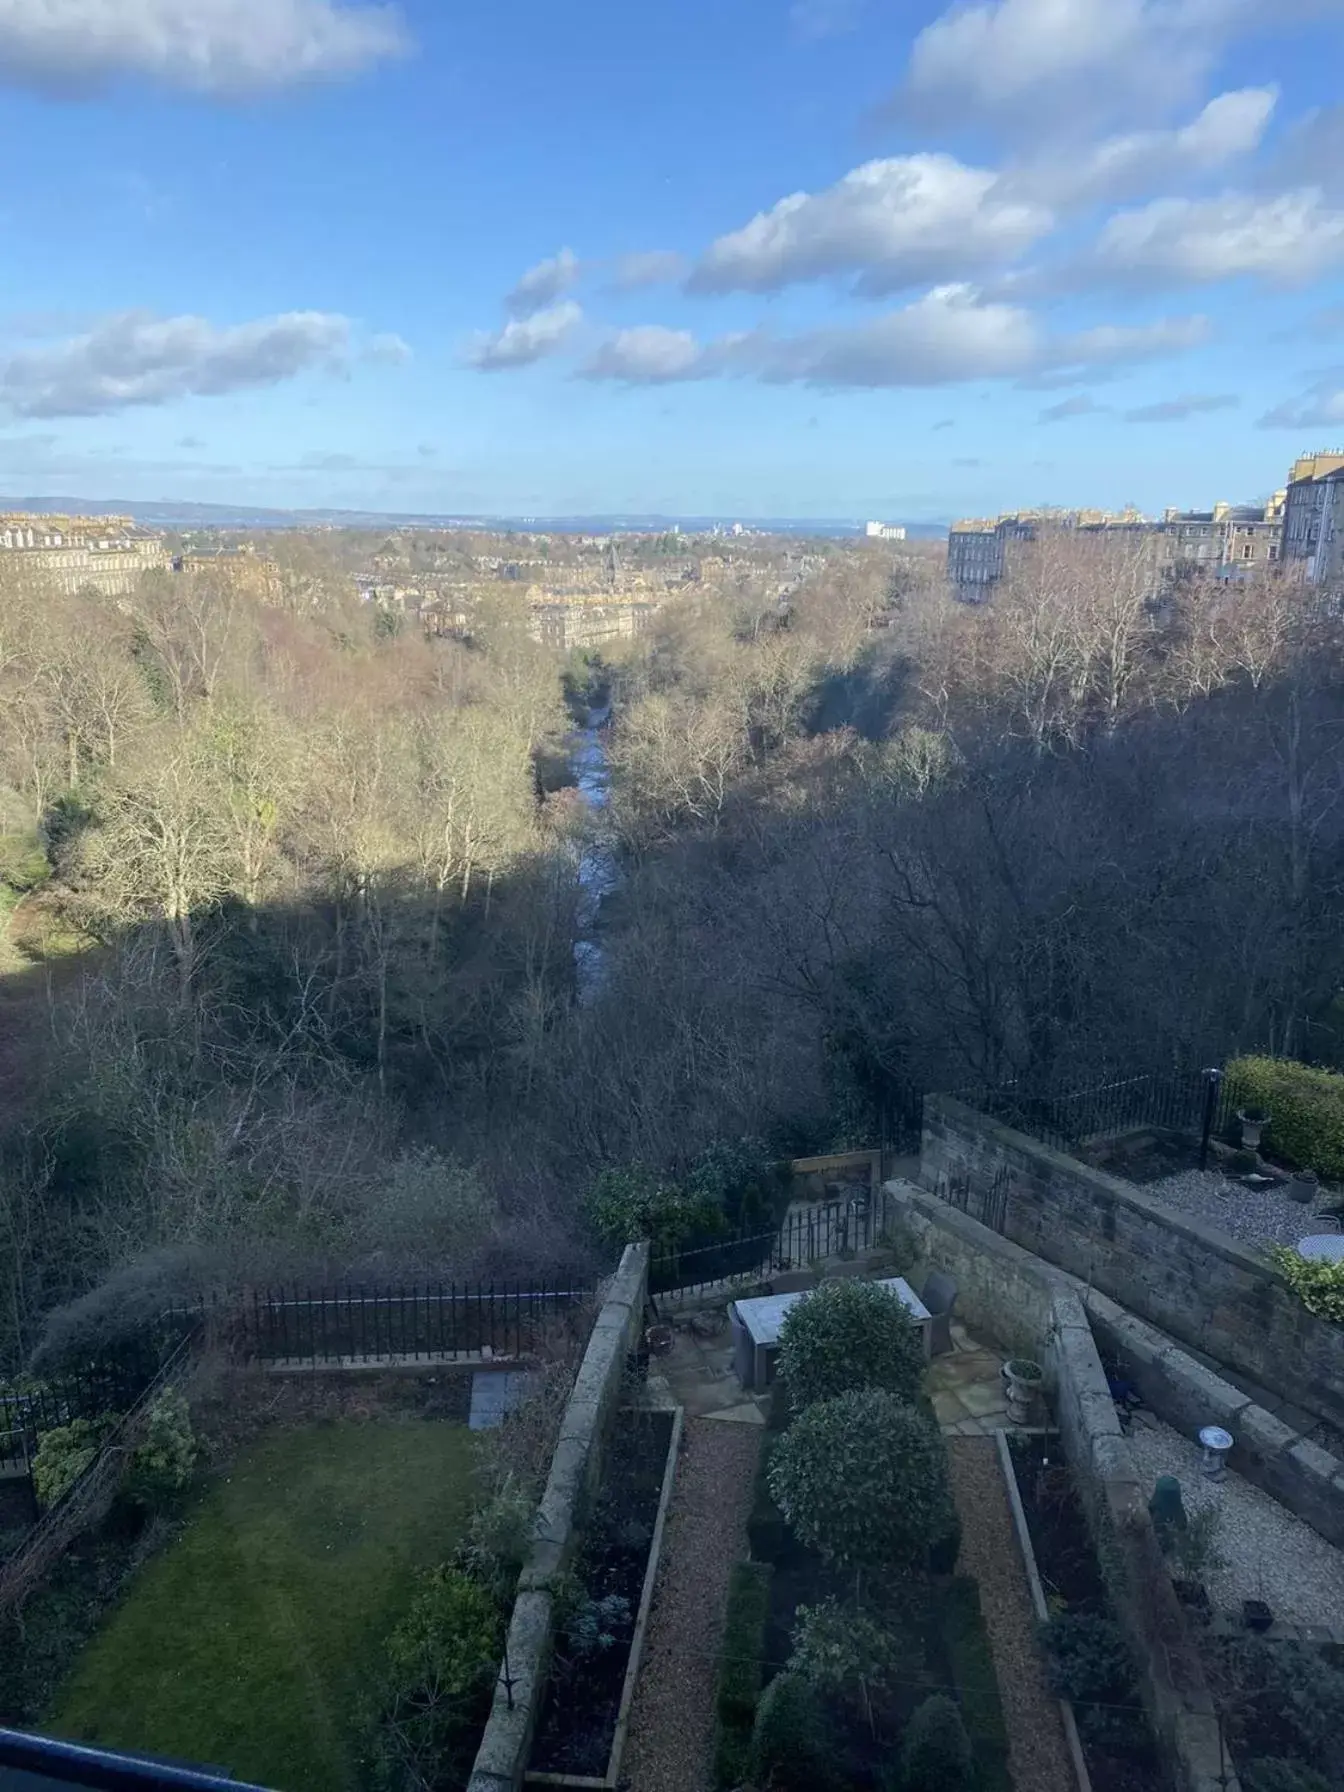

{"left": 50, "top": 1420, "right": 477, "bottom": 1792}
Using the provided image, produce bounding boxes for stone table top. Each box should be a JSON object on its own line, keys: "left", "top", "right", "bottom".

{"left": 731, "top": 1276, "right": 931, "bottom": 1348}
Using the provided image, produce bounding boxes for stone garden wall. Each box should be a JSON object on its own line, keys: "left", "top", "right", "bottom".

{"left": 921, "top": 1096, "right": 1344, "bottom": 1433}
{"left": 468, "top": 1243, "right": 650, "bottom": 1792}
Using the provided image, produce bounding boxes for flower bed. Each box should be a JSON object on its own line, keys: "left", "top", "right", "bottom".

{"left": 529, "top": 1406, "right": 677, "bottom": 1782}
{"left": 1007, "top": 1433, "right": 1163, "bottom": 1792}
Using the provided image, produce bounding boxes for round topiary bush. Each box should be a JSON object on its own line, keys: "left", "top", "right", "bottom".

{"left": 767, "top": 1389, "right": 953, "bottom": 1576}
{"left": 749, "top": 1671, "right": 837, "bottom": 1792}
{"left": 900, "top": 1693, "right": 973, "bottom": 1792}
{"left": 776, "top": 1278, "right": 926, "bottom": 1414}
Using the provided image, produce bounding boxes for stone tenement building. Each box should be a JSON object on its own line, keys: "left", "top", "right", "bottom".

{"left": 1282, "top": 451, "right": 1344, "bottom": 586}
{"left": 947, "top": 486, "right": 1293, "bottom": 600}
{"left": 527, "top": 593, "right": 657, "bottom": 652}
{"left": 172, "top": 544, "right": 282, "bottom": 603}
{"left": 0, "top": 513, "right": 167, "bottom": 598}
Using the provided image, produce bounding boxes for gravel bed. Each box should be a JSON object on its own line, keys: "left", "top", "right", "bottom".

{"left": 1125, "top": 1412, "right": 1344, "bottom": 1628}
{"left": 947, "top": 1436, "right": 1076, "bottom": 1792}
{"left": 622, "top": 1419, "right": 761, "bottom": 1792}
{"left": 1146, "top": 1168, "right": 1331, "bottom": 1250}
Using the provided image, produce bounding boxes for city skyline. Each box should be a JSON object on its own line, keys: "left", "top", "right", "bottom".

{"left": 4, "top": 0, "right": 1344, "bottom": 519}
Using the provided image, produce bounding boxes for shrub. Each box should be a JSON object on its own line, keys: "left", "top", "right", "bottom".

{"left": 939, "top": 1576, "right": 1012, "bottom": 1791}
{"left": 1041, "top": 1613, "right": 1141, "bottom": 1747}
{"left": 461, "top": 1474, "right": 535, "bottom": 1600}
{"left": 124, "top": 1388, "right": 196, "bottom": 1510}
{"left": 788, "top": 1598, "right": 916, "bottom": 1702}
{"left": 1225, "top": 1057, "right": 1344, "bottom": 1180}
{"left": 776, "top": 1279, "right": 926, "bottom": 1414}
{"left": 717, "top": 1562, "right": 774, "bottom": 1722}
{"left": 747, "top": 1437, "right": 794, "bottom": 1566}
{"left": 31, "top": 1416, "right": 113, "bottom": 1510}
{"left": 1242, "top": 1761, "right": 1333, "bottom": 1792}
{"left": 686, "top": 1138, "right": 789, "bottom": 1234}
{"left": 900, "top": 1693, "right": 974, "bottom": 1792}
{"left": 749, "top": 1672, "right": 836, "bottom": 1792}
{"left": 370, "top": 1564, "right": 503, "bottom": 1791}
{"left": 1218, "top": 1639, "right": 1344, "bottom": 1776}
{"left": 1267, "top": 1248, "right": 1344, "bottom": 1325}
{"left": 768, "top": 1390, "right": 952, "bottom": 1576}
{"left": 582, "top": 1164, "right": 722, "bottom": 1255}
{"left": 713, "top": 1562, "right": 773, "bottom": 1789}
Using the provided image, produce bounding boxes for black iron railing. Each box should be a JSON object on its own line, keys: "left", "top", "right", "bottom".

{"left": 945, "top": 1065, "right": 1238, "bottom": 1157}
{"left": 242, "top": 1281, "right": 589, "bottom": 1365}
{"left": 650, "top": 1189, "right": 894, "bottom": 1307}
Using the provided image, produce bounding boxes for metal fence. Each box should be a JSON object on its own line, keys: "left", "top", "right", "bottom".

{"left": 241, "top": 1281, "right": 591, "bottom": 1366}
{"left": 650, "top": 1188, "right": 895, "bottom": 1308}
{"left": 0, "top": 1310, "right": 200, "bottom": 1474}
{"left": 948, "top": 1065, "right": 1238, "bottom": 1158}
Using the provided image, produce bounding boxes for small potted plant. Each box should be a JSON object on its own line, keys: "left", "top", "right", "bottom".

{"left": 1004, "top": 1357, "right": 1044, "bottom": 1424}
{"left": 1167, "top": 1505, "right": 1224, "bottom": 1626}
{"left": 1288, "top": 1168, "right": 1319, "bottom": 1206}
{"left": 1242, "top": 1597, "right": 1273, "bottom": 1633}
{"left": 1237, "top": 1107, "right": 1268, "bottom": 1152}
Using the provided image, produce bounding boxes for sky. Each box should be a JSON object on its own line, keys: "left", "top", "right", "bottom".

{"left": 4, "top": 0, "right": 1344, "bottom": 522}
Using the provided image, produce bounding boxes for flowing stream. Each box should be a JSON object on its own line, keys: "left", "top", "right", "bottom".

{"left": 570, "top": 704, "right": 619, "bottom": 1001}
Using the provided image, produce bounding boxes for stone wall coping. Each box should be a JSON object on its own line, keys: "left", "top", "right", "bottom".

{"left": 467, "top": 1243, "right": 650, "bottom": 1792}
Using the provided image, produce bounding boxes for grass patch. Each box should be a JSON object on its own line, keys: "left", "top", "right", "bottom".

{"left": 48, "top": 1419, "right": 476, "bottom": 1792}
{"left": 713, "top": 1561, "right": 774, "bottom": 1789}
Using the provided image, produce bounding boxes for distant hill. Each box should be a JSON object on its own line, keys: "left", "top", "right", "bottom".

{"left": 0, "top": 493, "right": 950, "bottom": 539}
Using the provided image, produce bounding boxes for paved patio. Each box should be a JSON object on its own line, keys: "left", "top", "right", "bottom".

{"left": 645, "top": 1305, "right": 1009, "bottom": 1433}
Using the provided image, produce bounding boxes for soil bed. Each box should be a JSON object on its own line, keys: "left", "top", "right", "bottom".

{"left": 530, "top": 1406, "right": 675, "bottom": 1780}
{"left": 1008, "top": 1433, "right": 1164, "bottom": 1792}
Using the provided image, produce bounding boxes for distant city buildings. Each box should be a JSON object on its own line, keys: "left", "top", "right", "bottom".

{"left": 1282, "top": 451, "right": 1344, "bottom": 586}
{"left": 0, "top": 513, "right": 166, "bottom": 597}
{"left": 172, "top": 543, "right": 283, "bottom": 602}
{"left": 527, "top": 595, "right": 657, "bottom": 652}
{"left": 945, "top": 473, "right": 1313, "bottom": 601}
{"left": 865, "top": 521, "right": 907, "bottom": 541}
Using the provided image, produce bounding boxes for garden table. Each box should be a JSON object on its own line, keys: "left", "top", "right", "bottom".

{"left": 728, "top": 1277, "right": 932, "bottom": 1393}
{"left": 1295, "top": 1234, "right": 1344, "bottom": 1263}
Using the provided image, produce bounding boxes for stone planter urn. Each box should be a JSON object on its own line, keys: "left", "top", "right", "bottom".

{"left": 1004, "top": 1357, "right": 1044, "bottom": 1425}
{"left": 1289, "top": 1170, "right": 1319, "bottom": 1206}
{"left": 1238, "top": 1108, "right": 1267, "bottom": 1153}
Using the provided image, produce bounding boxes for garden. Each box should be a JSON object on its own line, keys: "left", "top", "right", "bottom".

{"left": 0, "top": 1358, "right": 583, "bottom": 1792}
{"left": 708, "top": 1279, "right": 1013, "bottom": 1792}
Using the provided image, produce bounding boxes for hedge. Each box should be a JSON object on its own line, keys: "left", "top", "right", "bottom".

{"left": 1225, "top": 1057, "right": 1344, "bottom": 1181}
{"left": 938, "top": 1576, "right": 1013, "bottom": 1792}
{"left": 712, "top": 1561, "right": 774, "bottom": 1789}
{"left": 747, "top": 1437, "right": 793, "bottom": 1566}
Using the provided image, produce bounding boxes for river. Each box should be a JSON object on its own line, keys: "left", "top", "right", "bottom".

{"left": 569, "top": 704, "right": 619, "bottom": 1002}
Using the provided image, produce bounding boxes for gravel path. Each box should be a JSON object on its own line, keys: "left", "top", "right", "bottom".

{"left": 948, "top": 1436, "right": 1076, "bottom": 1792}
{"left": 622, "top": 1420, "right": 762, "bottom": 1792}
{"left": 1147, "top": 1168, "right": 1330, "bottom": 1250}
{"left": 1124, "top": 1412, "right": 1344, "bottom": 1629}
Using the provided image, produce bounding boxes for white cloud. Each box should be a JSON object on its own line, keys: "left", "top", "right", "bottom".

{"left": 582, "top": 327, "right": 710, "bottom": 384}
{"left": 1258, "top": 378, "right": 1344, "bottom": 427}
{"left": 1091, "top": 189, "right": 1344, "bottom": 284}
{"left": 690, "top": 155, "right": 1052, "bottom": 296}
{"left": 580, "top": 287, "right": 1207, "bottom": 391}
{"left": 0, "top": 0, "right": 409, "bottom": 97}
{"left": 1039, "top": 394, "right": 1109, "bottom": 421}
{"left": 609, "top": 250, "right": 688, "bottom": 290}
{"left": 1016, "top": 88, "right": 1276, "bottom": 206}
{"left": 899, "top": 0, "right": 1299, "bottom": 133}
{"left": 364, "top": 332, "right": 412, "bottom": 364}
{"left": 0, "top": 310, "right": 352, "bottom": 417}
{"left": 465, "top": 301, "right": 582, "bottom": 370}
{"left": 1052, "top": 315, "right": 1211, "bottom": 366}
{"left": 1124, "top": 392, "right": 1239, "bottom": 421}
{"left": 506, "top": 249, "right": 581, "bottom": 319}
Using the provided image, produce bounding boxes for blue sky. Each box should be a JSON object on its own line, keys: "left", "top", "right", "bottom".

{"left": 4, "top": 0, "right": 1344, "bottom": 522}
